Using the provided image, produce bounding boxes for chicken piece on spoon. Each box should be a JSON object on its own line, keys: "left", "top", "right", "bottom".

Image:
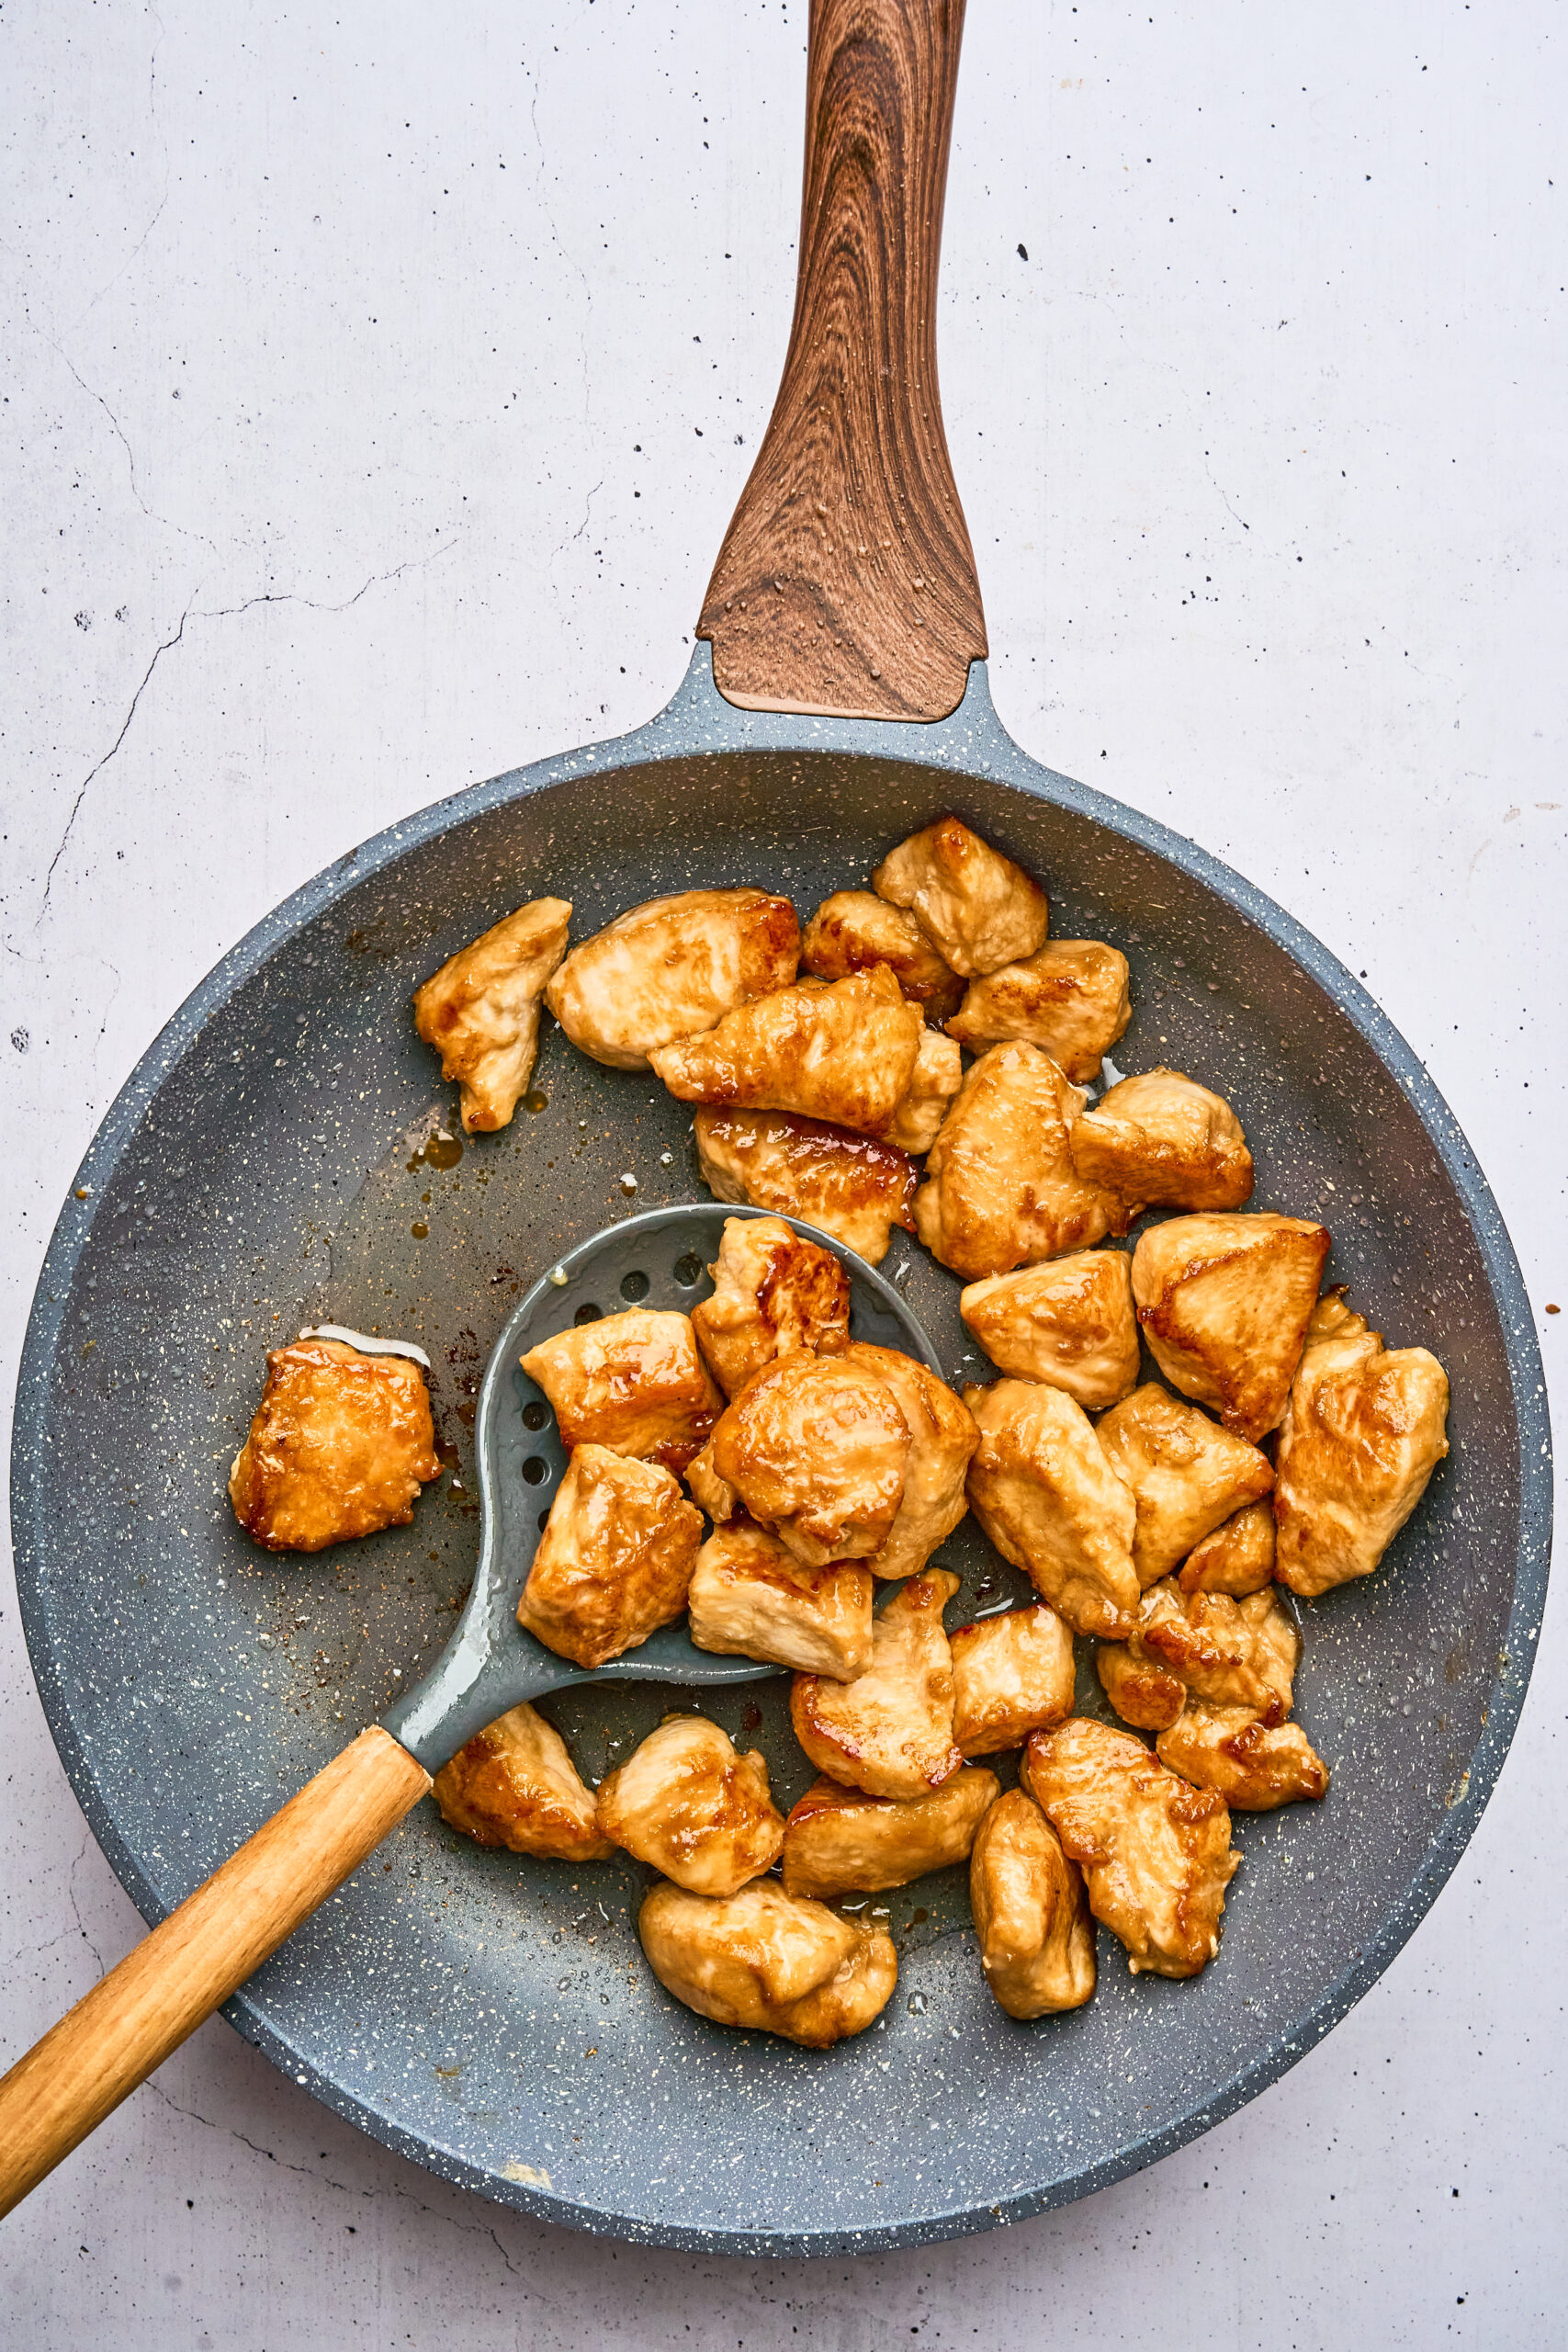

{"left": 412, "top": 896, "right": 573, "bottom": 1134}
{"left": 686, "top": 1518, "right": 874, "bottom": 1680}
{"left": 801, "top": 888, "right": 963, "bottom": 1020}
{"left": 520, "top": 1307, "right": 723, "bottom": 1475}
{"left": 545, "top": 887, "right": 799, "bottom": 1070}
{"left": 516, "top": 1445, "right": 704, "bottom": 1668}
{"left": 708, "top": 1350, "right": 911, "bottom": 1566}
{"left": 694, "top": 1107, "right": 917, "bottom": 1266}
{"left": 650, "top": 965, "right": 923, "bottom": 1139}
{"left": 873, "top": 815, "right": 1049, "bottom": 976}
{"left": 689, "top": 1215, "right": 851, "bottom": 1401}
{"left": 945, "top": 939, "right": 1132, "bottom": 1084}
{"left": 840, "top": 1342, "right": 978, "bottom": 1580}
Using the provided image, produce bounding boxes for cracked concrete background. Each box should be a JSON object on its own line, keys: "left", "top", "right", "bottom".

{"left": 2, "top": 1, "right": 1564, "bottom": 2344}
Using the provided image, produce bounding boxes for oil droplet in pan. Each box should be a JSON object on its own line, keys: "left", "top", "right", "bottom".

{"left": 525, "top": 1090, "right": 547, "bottom": 1114}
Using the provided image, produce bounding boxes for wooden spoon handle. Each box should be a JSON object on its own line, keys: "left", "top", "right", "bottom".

{"left": 0, "top": 1727, "right": 430, "bottom": 2218}
{"left": 699, "top": 0, "right": 987, "bottom": 722}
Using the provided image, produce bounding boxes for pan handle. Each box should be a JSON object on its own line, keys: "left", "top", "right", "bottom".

{"left": 698, "top": 0, "right": 987, "bottom": 723}
{"left": 0, "top": 1727, "right": 430, "bottom": 2218}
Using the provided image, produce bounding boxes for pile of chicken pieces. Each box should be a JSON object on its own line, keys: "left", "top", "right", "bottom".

{"left": 231, "top": 814, "right": 1452, "bottom": 2052}
{"left": 425, "top": 1160, "right": 1448, "bottom": 2045}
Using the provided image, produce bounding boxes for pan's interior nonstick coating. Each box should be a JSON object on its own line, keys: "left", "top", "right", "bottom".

{"left": 14, "top": 709, "right": 1539, "bottom": 2253}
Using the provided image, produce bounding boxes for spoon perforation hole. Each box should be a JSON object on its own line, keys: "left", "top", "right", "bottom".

{"left": 521, "top": 1400, "right": 549, "bottom": 1431}
{"left": 619, "top": 1270, "right": 650, "bottom": 1301}
{"left": 573, "top": 1301, "right": 603, "bottom": 1324}
{"left": 672, "top": 1251, "right": 704, "bottom": 1287}
{"left": 522, "top": 1456, "right": 551, "bottom": 1487}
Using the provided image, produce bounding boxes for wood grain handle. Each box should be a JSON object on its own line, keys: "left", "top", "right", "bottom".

{"left": 699, "top": 0, "right": 987, "bottom": 722}
{"left": 0, "top": 1727, "right": 430, "bottom": 2218}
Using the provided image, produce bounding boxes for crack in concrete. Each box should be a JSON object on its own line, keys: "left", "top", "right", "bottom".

{"left": 32, "top": 541, "right": 460, "bottom": 931}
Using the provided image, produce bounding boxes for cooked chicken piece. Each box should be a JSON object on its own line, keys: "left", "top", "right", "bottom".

{"left": 781, "top": 1768, "right": 998, "bottom": 1899}
{"left": 1022, "top": 1715, "right": 1239, "bottom": 1978}
{"left": 969, "top": 1789, "right": 1097, "bottom": 2018}
{"left": 886, "top": 1027, "right": 964, "bottom": 1155}
{"left": 687, "top": 1517, "right": 874, "bottom": 1679}
{"left": 229, "top": 1337, "right": 440, "bottom": 1552}
{"left": 873, "top": 816, "right": 1049, "bottom": 977}
{"left": 801, "top": 888, "right": 963, "bottom": 1021}
{"left": 1069, "top": 1068, "right": 1253, "bottom": 1215}
{"left": 791, "top": 1568, "right": 964, "bottom": 1799}
{"left": 960, "top": 1250, "right": 1140, "bottom": 1409}
{"left": 689, "top": 1215, "right": 851, "bottom": 1401}
{"left": 650, "top": 965, "right": 924, "bottom": 1141}
{"left": 709, "top": 1350, "right": 910, "bottom": 1566}
{"left": 1273, "top": 1291, "right": 1451, "bottom": 1597}
{"left": 638, "top": 1879, "right": 897, "bottom": 2045}
{"left": 1179, "top": 1499, "right": 1277, "bottom": 1596}
{"left": 950, "top": 1605, "right": 1077, "bottom": 1755}
{"left": 840, "top": 1343, "right": 977, "bottom": 1580}
{"left": 594, "top": 1716, "right": 784, "bottom": 1896}
{"left": 694, "top": 1106, "right": 918, "bottom": 1266}
{"left": 1157, "top": 1702, "right": 1329, "bottom": 1812}
{"left": 544, "top": 887, "right": 799, "bottom": 1070}
{"left": 1095, "top": 1637, "right": 1187, "bottom": 1732}
{"left": 1095, "top": 1383, "right": 1274, "bottom": 1589}
{"left": 945, "top": 941, "right": 1132, "bottom": 1083}
{"left": 519, "top": 1307, "right": 722, "bottom": 1476}
{"left": 683, "top": 1434, "right": 739, "bottom": 1523}
{"left": 432, "top": 1702, "right": 613, "bottom": 1861}
{"left": 963, "top": 1380, "right": 1139, "bottom": 1637}
{"left": 914, "top": 1043, "right": 1126, "bottom": 1282}
{"left": 1134, "top": 1577, "right": 1298, "bottom": 1721}
{"left": 516, "top": 1444, "right": 703, "bottom": 1668}
{"left": 412, "top": 897, "right": 573, "bottom": 1133}
{"left": 1132, "top": 1212, "right": 1332, "bottom": 1442}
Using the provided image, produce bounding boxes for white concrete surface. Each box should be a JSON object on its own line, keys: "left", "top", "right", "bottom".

{"left": 2, "top": 2, "right": 1563, "bottom": 2342}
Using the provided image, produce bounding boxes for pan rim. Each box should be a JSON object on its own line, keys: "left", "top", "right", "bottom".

{"left": 9, "top": 647, "right": 1552, "bottom": 2253}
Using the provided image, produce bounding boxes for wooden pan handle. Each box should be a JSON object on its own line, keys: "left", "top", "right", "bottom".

{"left": 0, "top": 1727, "right": 430, "bottom": 2218}
{"left": 698, "top": 0, "right": 986, "bottom": 722}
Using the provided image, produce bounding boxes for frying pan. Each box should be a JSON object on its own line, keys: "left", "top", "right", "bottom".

{"left": 4, "top": 0, "right": 1551, "bottom": 2256}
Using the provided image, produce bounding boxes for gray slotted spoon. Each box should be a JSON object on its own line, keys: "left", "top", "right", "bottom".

{"left": 0, "top": 1200, "right": 940, "bottom": 2214}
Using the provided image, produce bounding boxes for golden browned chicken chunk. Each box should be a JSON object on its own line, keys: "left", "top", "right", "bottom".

{"left": 781, "top": 1767, "right": 998, "bottom": 1899}
{"left": 1022, "top": 1716, "right": 1239, "bottom": 1978}
{"left": 544, "top": 888, "right": 799, "bottom": 1070}
{"left": 516, "top": 1444, "right": 703, "bottom": 1668}
{"left": 914, "top": 1043, "right": 1125, "bottom": 1282}
{"left": 945, "top": 941, "right": 1132, "bottom": 1083}
{"left": 963, "top": 1380, "right": 1139, "bottom": 1637}
{"left": 709, "top": 1350, "right": 910, "bottom": 1566}
{"left": 431, "top": 1702, "right": 613, "bottom": 1861}
{"left": 650, "top": 965, "right": 923, "bottom": 1140}
{"left": 959, "top": 1250, "right": 1140, "bottom": 1409}
{"left": 949, "top": 1605, "right": 1077, "bottom": 1755}
{"left": 1132, "top": 1212, "right": 1331, "bottom": 1442}
{"left": 519, "top": 1307, "right": 723, "bottom": 1476}
{"left": 1273, "top": 1292, "right": 1450, "bottom": 1597}
{"left": 886, "top": 1027, "right": 964, "bottom": 1155}
{"left": 694, "top": 1107, "right": 918, "bottom": 1266}
{"left": 791, "top": 1568, "right": 964, "bottom": 1799}
{"left": 682, "top": 1434, "right": 739, "bottom": 1522}
{"left": 689, "top": 1215, "right": 851, "bottom": 1401}
{"left": 412, "top": 897, "right": 573, "bottom": 1133}
{"left": 638, "top": 1880, "right": 897, "bottom": 2046}
{"left": 1095, "top": 1637, "right": 1187, "bottom": 1731}
{"left": 1179, "top": 1498, "right": 1277, "bottom": 1596}
{"left": 594, "top": 1716, "right": 785, "bottom": 1896}
{"left": 969, "top": 1789, "right": 1097, "bottom": 2018}
{"left": 841, "top": 1343, "right": 977, "bottom": 1580}
{"left": 229, "top": 1337, "right": 441, "bottom": 1553}
{"left": 873, "top": 815, "right": 1049, "bottom": 977}
{"left": 1069, "top": 1068, "right": 1253, "bottom": 1215}
{"left": 1134, "top": 1578, "right": 1298, "bottom": 1720}
{"left": 1095, "top": 1383, "right": 1274, "bottom": 1588}
{"left": 800, "top": 888, "right": 964, "bottom": 1020}
{"left": 1157, "top": 1702, "right": 1329, "bottom": 1812}
{"left": 687, "top": 1518, "right": 874, "bottom": 1679}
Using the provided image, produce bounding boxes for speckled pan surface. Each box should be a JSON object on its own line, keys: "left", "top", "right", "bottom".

{"left": 11, "top": 649, "right": 1551, "bottom": 2256}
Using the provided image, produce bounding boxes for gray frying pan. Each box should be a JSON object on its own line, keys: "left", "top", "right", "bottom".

{"left": 4, "top": 0, "right": 1551, "bottom": 2255}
